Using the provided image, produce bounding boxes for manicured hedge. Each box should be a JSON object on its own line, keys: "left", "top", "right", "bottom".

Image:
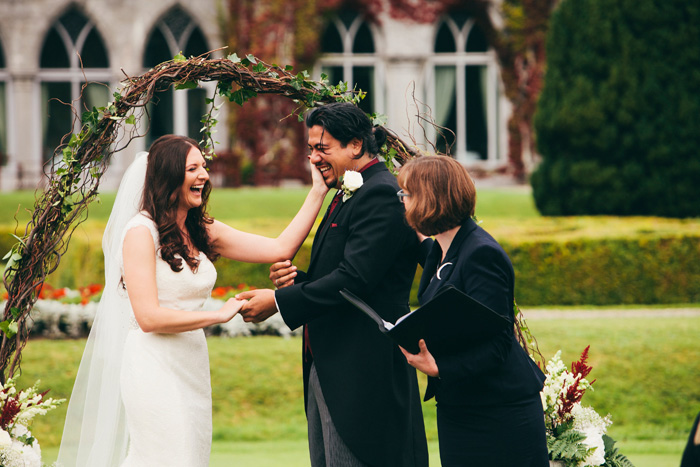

{"left": 2, "top": 226, "right": 699, "bottom": 306}
{"left": 503, "top": 236, "right": 700, "bottom": 305}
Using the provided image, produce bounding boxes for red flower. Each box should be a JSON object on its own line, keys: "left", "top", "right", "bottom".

{"left": 78, "top": 283, "right": 104, "bottom": 304}
{"left": 0, "top": 396, "right": 21, "bottom": 429}
{"left": 211, "top": 286, "right": 231, "bottom": 298}
{"left": 37, "top": 283, "right": 53, "bottom": 300}
{"left": 51, "top": 288, "right": 67, "bottom": 299}
{"left": 556, "top": 346, "right": 597, "bottom": 421}
{"left": 571, "top": 345, "right": 594, "bottom": 380}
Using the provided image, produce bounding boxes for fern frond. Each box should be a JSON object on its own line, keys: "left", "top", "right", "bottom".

{"left": 602, "top": 434, "right": 636, "bottom": 467}
{"left": 548, "top": 428, "right": 589, "bottom": 464}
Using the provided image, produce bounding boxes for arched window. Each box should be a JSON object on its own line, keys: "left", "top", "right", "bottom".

{"left": 316, "top": 11, "right": 383, "bottom": 115}
{"left": 143, "top": 6, "right": 209, "bottom": 146}
{"left": 0, "top": 35, "right": 7, "bottom": 162}
{"left": 429, "top": 13, "right": 498, "bottom": 163}
{"left": 39, "top": 6, "right": 111, "bottom": 162}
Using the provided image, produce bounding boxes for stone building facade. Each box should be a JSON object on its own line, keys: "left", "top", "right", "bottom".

{"left": 0, "top": 0, "right": 510, "bottom": 190}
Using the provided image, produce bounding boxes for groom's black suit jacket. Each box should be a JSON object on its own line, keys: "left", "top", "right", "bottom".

{"left": 275, "top": 162, "right": 429, "bottom": 467}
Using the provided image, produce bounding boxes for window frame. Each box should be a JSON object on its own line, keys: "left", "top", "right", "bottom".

{"left": 315, "top": 13, "right": 385, "bottom": 115}
{"left": 142, "top": 7, "right": 215, "bottom": 143}
{"left": 426, "top": 16, "right": 500, "bottom": 164}
{"left": 37, "top": 8, "right": 113, "bottom": 163}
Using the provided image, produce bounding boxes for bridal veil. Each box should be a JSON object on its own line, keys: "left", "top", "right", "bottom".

{"left": 57, "top": 152, "right": 148, "bottom": 466}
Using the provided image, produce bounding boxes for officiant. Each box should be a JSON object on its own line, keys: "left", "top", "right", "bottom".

{"left": 396, "top": 155, "right": 549, "bottom": 467}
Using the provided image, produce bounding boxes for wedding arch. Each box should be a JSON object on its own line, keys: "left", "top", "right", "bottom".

{"left": 0, "top": 52, "right": 417, "bottom": 382}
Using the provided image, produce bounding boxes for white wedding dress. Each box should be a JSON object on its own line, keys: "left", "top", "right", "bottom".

{"left": 118, "top": 213, "right": 216, "bottom": 467}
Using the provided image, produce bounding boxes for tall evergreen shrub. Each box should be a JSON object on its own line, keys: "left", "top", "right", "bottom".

{"left": 531, "top": 0, "right": 700, "bottom": 216}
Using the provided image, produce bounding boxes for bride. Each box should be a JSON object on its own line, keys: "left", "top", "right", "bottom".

{"left": 57, "top": 135, "right": 328, "bottom": 466}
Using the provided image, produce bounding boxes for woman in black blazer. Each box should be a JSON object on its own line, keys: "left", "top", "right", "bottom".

{"left": 397, "top": 155, "right": 549, "bottom": 467}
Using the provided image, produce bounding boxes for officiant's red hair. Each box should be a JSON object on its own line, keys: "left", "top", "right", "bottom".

{"left": 397, "top": 155, "right": 476, "bottom": 236}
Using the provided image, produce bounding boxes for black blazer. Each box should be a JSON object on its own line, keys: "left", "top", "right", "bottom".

{"left": 418, "top": 217, "right": 545, "bottom": 406}
{"left": 275, "top": 162, "right": 428, "bottom": 467}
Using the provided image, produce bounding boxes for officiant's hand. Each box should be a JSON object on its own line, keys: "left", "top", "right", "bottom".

{"left": 270, "top": 260, "right": 297, "bottom": 289}
{"left": 400, "top": 339, "right": 439, "bottom": 378}
{"left": 236, "top": 289, "right": 278, "bottom": 323}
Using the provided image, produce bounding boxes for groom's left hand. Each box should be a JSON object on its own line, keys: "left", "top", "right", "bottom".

{"left": 236, "top": 289, "right": 278, "bottom": 323}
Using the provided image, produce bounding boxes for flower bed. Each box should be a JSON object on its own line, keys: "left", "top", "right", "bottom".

{"left": 1, "top": 284, "right": 300, "bottom": 339}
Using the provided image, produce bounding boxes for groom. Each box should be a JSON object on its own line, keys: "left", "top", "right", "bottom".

{"left": 238, "top": 102, "right": 428, "bottom": 467}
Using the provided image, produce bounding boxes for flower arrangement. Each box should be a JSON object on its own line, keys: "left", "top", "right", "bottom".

{"left": 0, "top": 378, "right": 64, "bottom": 467}
{"left": 542, "top": 346, "right": 633, "bottom": 467}
{"left": 340, "top": 170, "right": 363, "bottom": 202}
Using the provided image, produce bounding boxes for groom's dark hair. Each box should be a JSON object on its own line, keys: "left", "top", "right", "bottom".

{"left": 305, "top": 102, "right": 386, "bottom": 159}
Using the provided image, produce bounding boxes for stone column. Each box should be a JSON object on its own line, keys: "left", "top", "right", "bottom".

{"left": 380, "top": 16, "right": 433, "bottom": 153}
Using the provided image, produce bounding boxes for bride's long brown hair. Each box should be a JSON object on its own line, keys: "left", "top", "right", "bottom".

{"left": 141, "top": 135, "right": 219, "bottom": 272}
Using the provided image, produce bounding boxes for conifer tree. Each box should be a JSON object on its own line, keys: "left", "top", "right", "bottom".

{"left": 531, "top": 0, "right": 700, "bottom": 217}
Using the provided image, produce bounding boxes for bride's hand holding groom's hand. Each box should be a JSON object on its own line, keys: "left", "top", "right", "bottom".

{"left": 236, "top": 289, "right": 278, "bottom": 323}
{"left": 235, "top": 259, "right": 296, "bottom": 322}
{"left": 218, "top": 298, "right": 246, "bottom": 323}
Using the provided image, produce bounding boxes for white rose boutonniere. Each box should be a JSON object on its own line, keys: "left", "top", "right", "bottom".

{"left": 341, "top": 170, "right": 363, "bottom": 202}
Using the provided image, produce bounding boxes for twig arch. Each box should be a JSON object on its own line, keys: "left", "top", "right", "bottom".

{"left": 0, "top": 53, "right": 416, "bottom": 381}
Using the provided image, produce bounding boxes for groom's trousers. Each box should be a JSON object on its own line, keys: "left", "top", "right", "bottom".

{"left": 307, "top": 364, "right": 370, "bottom": 467}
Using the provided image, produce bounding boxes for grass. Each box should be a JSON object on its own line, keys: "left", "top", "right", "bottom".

{"left": 0, "top": 185, "right": 539, "bottom": 227}
{"left": 4, "top": 186, "right": 699, "bottom": 242}
{"left": 15, "top": 313, "right": 700, "bottom": 466}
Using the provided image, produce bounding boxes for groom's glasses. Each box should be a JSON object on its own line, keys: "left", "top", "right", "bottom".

{"left": 396, "top": 189, "right": 410, "bottom": 204}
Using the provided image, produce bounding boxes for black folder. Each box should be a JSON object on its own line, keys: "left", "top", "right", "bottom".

{"left": 339, "top": 285, "right": 511, "bottom": 355}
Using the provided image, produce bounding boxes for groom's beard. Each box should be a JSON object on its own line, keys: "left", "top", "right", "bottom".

{"left": 322, "top": 172, "right": 340, "bottom": 190}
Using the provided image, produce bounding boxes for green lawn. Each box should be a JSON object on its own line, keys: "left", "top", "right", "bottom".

{"left": 0, "top": 185, "right": 539, "bottom": 227}
{"left": 4, "top": 186, "right": 698, "bottom": 242}
{"left": 16, "top": 313, "right": 700, "bottom": 466}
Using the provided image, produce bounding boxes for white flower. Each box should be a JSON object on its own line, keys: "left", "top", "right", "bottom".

{"left": 11, "top": 424, "right": 28, "bottom": 438}
{"left": 571, "top": 404, "right": 612, "bottom": 436}
{"left": 578, "top": 425, "right": 606, "bottom": 466}
{"left": 0, "top": 429, "right": 11, "bottom": 447}
{"left": 341, "top": 170, "right": 363, "bottom": 202}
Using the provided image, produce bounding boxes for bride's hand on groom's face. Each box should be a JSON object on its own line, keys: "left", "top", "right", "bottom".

{"left": 308, "top": 158, "right": 330, "bottom": 195}
{"left": 235, "top": 289, "right": 278, "bottom": 323}
{"left": 270, "top": 261, "right": 296, "bottom": 289}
